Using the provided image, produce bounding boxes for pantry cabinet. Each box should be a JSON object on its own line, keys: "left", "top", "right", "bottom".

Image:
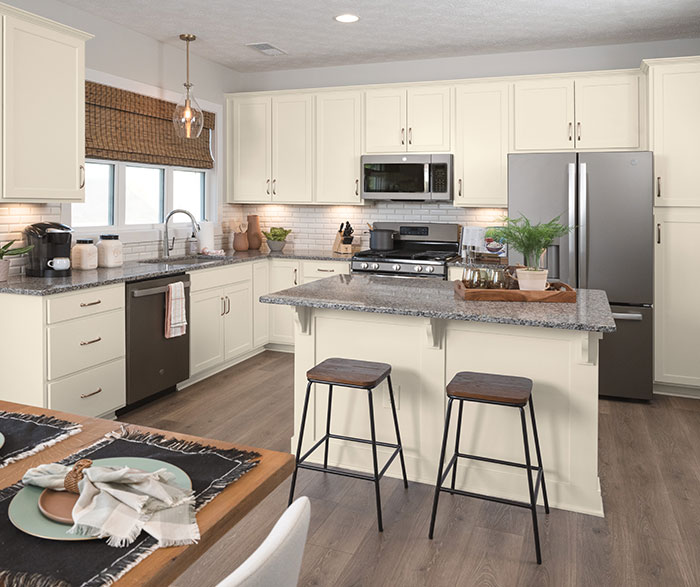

{"left": 0, "top": 6, "right": 91, "bottom": 202}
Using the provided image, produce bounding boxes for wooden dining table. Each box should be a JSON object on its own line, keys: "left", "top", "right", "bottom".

{"left": 0, "top": 399, "right": 295, "bottom": 586}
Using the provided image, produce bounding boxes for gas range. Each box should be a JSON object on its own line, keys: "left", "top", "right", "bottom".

{"left": 351, "top": 222, "right": 460, "bottom": 279}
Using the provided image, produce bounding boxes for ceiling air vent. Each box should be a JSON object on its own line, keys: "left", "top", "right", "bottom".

{"left": 246, "top": 42, "right": 287, "bottom": 56}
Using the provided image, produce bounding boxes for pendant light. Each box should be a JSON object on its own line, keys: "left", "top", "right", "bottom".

{"left": 173, "top": 33, "right": 204, "bottom": 139}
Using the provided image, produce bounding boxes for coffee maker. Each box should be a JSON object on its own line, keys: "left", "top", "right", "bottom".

{"left": 24, "top": 222, "right": 73, "bottom": 277}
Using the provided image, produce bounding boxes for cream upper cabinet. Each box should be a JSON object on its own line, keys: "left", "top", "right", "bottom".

{"left": 364, "top": 88, "right": 407, "bottom": 153}
{"left": 315, "top": 91, "right": 362, "bottom": 204}
{"left": 406, "top": 86, "right": 451, "bottom": 152}
{"left": 654, "top": 208, "right": 700, "bottom": 387}
{"left": 646, "top": 58, "right": 700, "bottom": 206}
{"left": 229, "top": 95, "right": 272, "bottom": 203}
{"left": 514, "top": 78, "right": 575, "bottom": 151}
{"left": 454, "top": 82, "right": 509, "bottom": 208}
{"left": 272, "top": 94, "right": 314, "bottom": 202}
{"left": 574, "top": 74, "right": 640, "bottom": 150}
{"left": 1, "top": 11, "right": 90, "bottom": 202}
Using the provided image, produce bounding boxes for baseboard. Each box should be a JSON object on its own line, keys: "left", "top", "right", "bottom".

{"left": 264, "top": 342, "right": 294, "bottom": 353}
{"left": 654, "top": 383, "right": 700, "bottom": 400}
{"left": 179, "top": 347, "right": 267, "bottom": 389}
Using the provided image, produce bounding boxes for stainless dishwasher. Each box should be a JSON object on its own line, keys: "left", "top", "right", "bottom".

{"left": 125, "top": 273, "right": 190, "bottom": 408}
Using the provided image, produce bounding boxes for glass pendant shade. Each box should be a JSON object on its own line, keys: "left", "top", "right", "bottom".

{"left": 173, "top": 88, "right": 204, "bottom": 139}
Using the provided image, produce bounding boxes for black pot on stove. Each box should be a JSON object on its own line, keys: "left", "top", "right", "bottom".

{"left": 369, "top": 229, "right": 396, "bottom": 251}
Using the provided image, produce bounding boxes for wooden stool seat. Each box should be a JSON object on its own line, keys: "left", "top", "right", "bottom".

{"left": 447, "top": 371, "right": 532, "bottom": 406}
{"left": 307, "top": 357, "right": 391, "bottom": 388}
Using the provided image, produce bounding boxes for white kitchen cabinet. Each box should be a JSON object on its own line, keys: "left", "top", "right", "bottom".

{"left": 253, "top": 261, "right": 270, "bottom": 348}
{"left": 268, "top": 259, "right": 299, "bottom": 345}
{"left": 364, "top": 88, "right": 407, "bottom": 153}
{"left": 654, "top": 208, "right": 700, "bottom": 387}
{"left": 224, "top": 280, "right": 253, "bottom": 361}
{"left": 301, "top": 260, "right": 350, "bottom": 283}
{"left": 190, "top": 288, "right": 225, "bottom": 375}
{"left": 454, "top": 82, "right": 509, "bottom": 208}
{"left": 0, "top": 7, "right": 91, "bottom": 202}
{"left": 315, "top": 91, "right": 362, "bottom": 204}
{"left": 645, "top": 57, "right": 700, "bottom": 206}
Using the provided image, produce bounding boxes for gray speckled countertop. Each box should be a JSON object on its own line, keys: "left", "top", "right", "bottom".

{"left": 260, "top": 274, "right": 616, "bottom": 333}
{"left": 0, "top": 248, "right": 353, "bottom": 296}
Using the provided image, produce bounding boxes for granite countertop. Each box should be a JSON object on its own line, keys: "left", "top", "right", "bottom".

{"left": 260, "top": 274, "right": 616, "bottom": 333}
{"left": 0, "top": 248, "right": 353, "bottom": 296}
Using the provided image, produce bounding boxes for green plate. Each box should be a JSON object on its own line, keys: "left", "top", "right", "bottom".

{"left": 8, "top": 457, "right": 191, "bottom": 541}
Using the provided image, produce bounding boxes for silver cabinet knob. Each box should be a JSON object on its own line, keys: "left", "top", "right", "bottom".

{"left": 414, "top": 266, "right": 423, "bottom": 272}
{"left": 392, "top": 264, "right": 401, "bottom": 271}
{"left": 426, "top": 266, "right": 435, "bottom": 273}
{"left": 371, "top": 263, "right": 380, "bottom": 270}
{"left": 360, "top": 262, "right": 368, "bottom": 269}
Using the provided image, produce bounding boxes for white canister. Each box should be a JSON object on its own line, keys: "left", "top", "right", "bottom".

{"left": 97, "top": 234, "right": 123, "bottom": 267}
{"left": 71, "top": 239, "right": 98, "bottom": 270}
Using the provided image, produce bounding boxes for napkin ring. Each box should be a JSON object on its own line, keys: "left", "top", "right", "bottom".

{"left": 64, "top": 459, "right": 92, "bottom": 494}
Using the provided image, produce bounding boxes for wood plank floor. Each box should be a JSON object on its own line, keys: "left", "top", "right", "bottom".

{"left": 120, "top": 351, "right": 700, "bottom": 586}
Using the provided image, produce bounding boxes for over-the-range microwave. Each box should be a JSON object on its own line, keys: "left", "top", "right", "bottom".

{"left": 361, "top": 154, "right": 453, "bottom": 201}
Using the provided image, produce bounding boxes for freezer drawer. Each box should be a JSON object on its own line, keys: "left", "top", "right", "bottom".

{"left": 599, "top": 305, "right": 653, "bottom": 400}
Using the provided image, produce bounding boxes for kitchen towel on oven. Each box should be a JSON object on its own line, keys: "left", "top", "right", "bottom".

{"left": 165, "top": 281, "right": 187, "bottom": 338}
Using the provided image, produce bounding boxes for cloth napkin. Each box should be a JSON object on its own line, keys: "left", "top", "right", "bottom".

{"left": 22, "top": 463, "right": 199, "bottom": 548}
{"left": 165, "top": 281, "right": 187, "bottom": 338}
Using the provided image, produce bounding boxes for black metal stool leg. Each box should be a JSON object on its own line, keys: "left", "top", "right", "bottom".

{"left": 324, "top": 385, "right": 334, "bottom": 469}
{"left": 367, "top": 387, "right": 383, "bottom": 532}
{"left": 451, "top": 400, "right": 464, "bottom": 490}
{"left": 528, "top": 395, "right": 550, "bottom": 514}
{"left": 520, "top": 406, "right": 542, "bottom": 564}
{"left": 289, "top": 381, "right": 313, "bottom": 506}
{"left": 429, "top": 398, "right": 454, "bottom": 539}
{"left": 387, "top": 376, "right": 408, "bottom": 488}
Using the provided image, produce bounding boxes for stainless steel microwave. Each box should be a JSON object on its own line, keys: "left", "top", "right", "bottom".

{"left": 361, "top": 154, "right": 453, "bottom": 201}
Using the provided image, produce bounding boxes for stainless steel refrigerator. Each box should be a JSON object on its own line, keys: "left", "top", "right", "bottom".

{"left": 508, "top": 152, "right": 653, "bottom": 400}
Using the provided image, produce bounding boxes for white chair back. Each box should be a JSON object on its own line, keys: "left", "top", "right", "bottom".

{"left": 216, "top": 496, "right": 311, "bottom": 587}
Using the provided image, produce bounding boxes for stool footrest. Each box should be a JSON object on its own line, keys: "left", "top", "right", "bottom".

{"left": 439, "top": 486, "right": 534, "bottom": 510}
{"left": 328, "top": 433, "right": 399, "bottom": 450}
{"left": 455, "top": 451, "right": 542, "bottom": 472}
{"left": 297, "top": 462, "right": 377, "bottom": 482}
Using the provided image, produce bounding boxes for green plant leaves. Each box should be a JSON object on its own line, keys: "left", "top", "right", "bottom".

{"left": 0, "top": 240, "right": 34, "bottom": 260}
{"left": 490, "top": 216, "right": 571, "bottom": 269}
{"left": 262, "top": 227, "right": 292, "bottom": 241}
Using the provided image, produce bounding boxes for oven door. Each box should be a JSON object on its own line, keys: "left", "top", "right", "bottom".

{"left": 361, "top": 154, "right": 430, "bottom": 200}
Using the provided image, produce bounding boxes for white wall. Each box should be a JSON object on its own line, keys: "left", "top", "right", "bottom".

{"left": 233, "top": 37, "right": 700, "bottom": 92}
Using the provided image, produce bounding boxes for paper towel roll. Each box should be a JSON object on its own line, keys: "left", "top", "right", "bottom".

{"left": 197, "top": 221, "right": 215, "bottom": 252}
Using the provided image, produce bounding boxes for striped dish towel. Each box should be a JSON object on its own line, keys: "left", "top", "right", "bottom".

{"left": 165, "top": 281, "right": 187, "bottom": 338}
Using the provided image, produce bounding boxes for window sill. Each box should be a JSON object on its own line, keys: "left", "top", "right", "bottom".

{"left": 71, "top": 225, "right": 201, "bottom": 244}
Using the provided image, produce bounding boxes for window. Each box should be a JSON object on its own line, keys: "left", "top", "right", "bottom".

{"left": 71, "top": 161, "right": 207, "bottom": 228}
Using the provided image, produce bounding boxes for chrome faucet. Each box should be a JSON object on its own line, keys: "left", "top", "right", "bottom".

{"left": 163, "top": 209, "right": 200, "bottom": 258}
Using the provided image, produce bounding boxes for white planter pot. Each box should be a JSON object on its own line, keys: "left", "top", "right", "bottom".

{"left": 0, "top": 259, "right": 10, "bottom": 281}
{"left": 516, "top": 268, "right": 549, "bottom": 291}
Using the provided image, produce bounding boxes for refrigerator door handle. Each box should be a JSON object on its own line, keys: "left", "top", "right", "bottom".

{"left": 578, "top": 162, "right": 588, "bottom": 288}
{"left": 611, "top": 312, "right": 644, "bottom": 321}
{"left": 567, "top": 163, "right": 576, "bottom": 286}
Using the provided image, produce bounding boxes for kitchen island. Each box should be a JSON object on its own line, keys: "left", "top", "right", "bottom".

{"left": 261, "top": 274, "right": 615, "bottom": 516}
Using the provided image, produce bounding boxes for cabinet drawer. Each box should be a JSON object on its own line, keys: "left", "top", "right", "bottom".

{"left": 48, "top": 359, "right": 126, "bottom": 417}
{"left": 302, "top": 261, "right": 349, "bottom": 280}
{"left": 189, "top": 264, "right": 253, "bottom": 292}
{"left": 47, "top": 285, "right": 124, "bottom": 324}
{"left": 47, "top": 311, "right": 125, "bottom": 380}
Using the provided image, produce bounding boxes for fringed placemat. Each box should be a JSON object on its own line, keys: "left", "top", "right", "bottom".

{"left": 0, "top": 412, "right": 82, "bottom": 469}
{"left": 0, "top": 427, "right": 260, "bottom": 587}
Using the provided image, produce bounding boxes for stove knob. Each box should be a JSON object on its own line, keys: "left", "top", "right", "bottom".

{"left": 371, "top": 263, "right": 380, "bottom": 270}
{"left": 360, "top": 262, "right": 368, "bottom": 269}
{"left": 414, "top": 265, "right": 423, "bottom": 272}
{"left": 392, "top": 264, "right": 401, "bottom": 271}
{"left": 425, "top": 266, "right": 435, "bottom": 273}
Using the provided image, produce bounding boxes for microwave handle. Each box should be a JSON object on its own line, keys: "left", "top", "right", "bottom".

{"left": 424, "top": 163, "right": 429, "bottom": 194}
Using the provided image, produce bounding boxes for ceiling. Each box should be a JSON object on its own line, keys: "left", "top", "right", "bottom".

{"left": 60, "top": 0, "right": 700, "bottom": 72}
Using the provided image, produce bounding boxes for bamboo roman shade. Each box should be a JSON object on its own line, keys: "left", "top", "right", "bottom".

{"left": 85, "top": 81, "right": 215, "bottom": 169}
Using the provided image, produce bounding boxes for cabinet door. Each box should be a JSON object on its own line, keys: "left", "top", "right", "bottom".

{"left": 224, "top": 280, "right": 253, "bottom": 361}
{"left": 407, "top": 86, "right": 451, "bottom": 152}
{"left": 272, "top": 94, "right": 314, "bottom": 202}
{"left": 253, "top": 261, "right": 270, "bottom": 348}
{"left": 229, "top": 96, "right": 272, "bottom": 202}
{"left": 364, "top": 88, "right": 407, "bottom": 153}
{"left": 454, "top": 82, "right": 509, "bottom": 208}
{"left": 513, "top": 79, "right": 575, "bottom": 151}
{"left": 650, "top": 62, "right": 700, "bottom": 206}
{"left": 268, "top": 260, "right": 299, "bottom": 345}
{"left": 3, "top": 16, "right": 85, "bottom": 201}
{"left": 654, "top": 209, "right": 700, "bottom": 387}
{"left": 316, "top": 91, "right": 362, "bottom": 204}
{"left": 190, "top": 288, "right": 224, "bottom": 375}
{"left": 575, "top": 74, "right": 640, "bottom": 150}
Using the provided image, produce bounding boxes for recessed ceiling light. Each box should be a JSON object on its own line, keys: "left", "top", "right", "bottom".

{"left": 334, "top": 14, "right": 359, "bottom": 23}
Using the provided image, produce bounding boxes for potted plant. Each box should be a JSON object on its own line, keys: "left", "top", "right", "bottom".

{"left": 491, "top": 216, "right": 572, "bottom": 291}
{"left": 263, "top": 227, "right": 292, "bottom": 252}
{"left": 0, "top": 240, "right": 34, "bottom": 281}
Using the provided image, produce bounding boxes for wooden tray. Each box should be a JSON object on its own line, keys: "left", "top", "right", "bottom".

{"left": 454, "top": 280, "right": 577, "bottom": 303}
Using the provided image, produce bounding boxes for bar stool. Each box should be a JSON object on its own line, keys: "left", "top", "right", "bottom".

{"left": 428, "top": 371, "right": 550, "bottom": 564}
{"left": 288, "top": 357, "right": 408, "bottom": 531}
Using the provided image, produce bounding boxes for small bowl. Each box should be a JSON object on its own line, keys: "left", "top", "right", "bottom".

{"left": 267, "top": 240, "right": 287, "bottom": 252}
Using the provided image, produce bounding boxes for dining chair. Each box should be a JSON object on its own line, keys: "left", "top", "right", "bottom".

{"left": 216, "top": 496, "right": 311, "bottom": 587}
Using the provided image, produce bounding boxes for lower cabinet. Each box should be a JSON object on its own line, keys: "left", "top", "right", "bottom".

{"left": 224, "top": 280, "right": 253, "bottom": 361}
{"left": 253, "top": 261, "right": 270, "bottom": 348}
{"left": 190, "top": 287, "right": 225, "bottom": 374}
{"left": 268, "top": 260, "right": 299, "bottom": 345}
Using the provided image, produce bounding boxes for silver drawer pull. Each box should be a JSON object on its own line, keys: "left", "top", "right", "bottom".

{"left": 317, "top": 269, "right": 335, "bottom": 273}
{"left": 80, "top": 336, "right": 102, "bottom": 346}
{"left": 80, "top": 300, "right": 102, "bottom": 307}
{"left": 81, "top": 388, "right": 102, "bottom": 399}
{"left": 611, "top": 312, "right": 643, "bottom": 321}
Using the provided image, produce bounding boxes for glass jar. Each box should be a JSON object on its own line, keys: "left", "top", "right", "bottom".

{"left": 97, "top": 234, "right": 123, "bottom": 268}
{"left": 71, "top": 238, "right": 98, "bottom": 270}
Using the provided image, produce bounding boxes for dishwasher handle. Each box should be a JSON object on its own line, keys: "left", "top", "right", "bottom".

{"left": 131, "top": 282, "right": 191, "bottom": 298}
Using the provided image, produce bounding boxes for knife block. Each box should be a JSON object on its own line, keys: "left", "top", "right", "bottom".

{"left": 332, "top": 232, "right": 358, "bottom": 255}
